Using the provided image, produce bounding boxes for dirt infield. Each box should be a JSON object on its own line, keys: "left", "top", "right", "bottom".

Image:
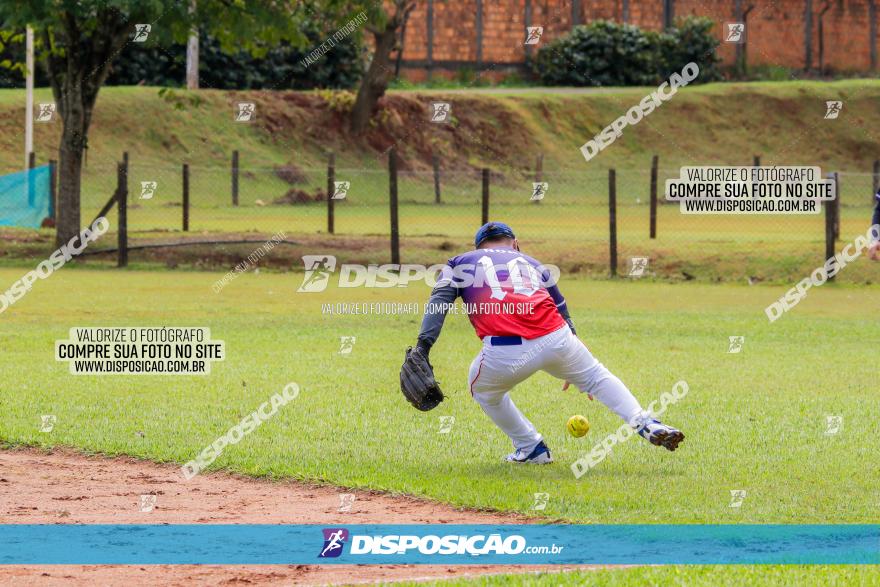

{"left": 0, "top": 448, "right": 592, "bottom": 586}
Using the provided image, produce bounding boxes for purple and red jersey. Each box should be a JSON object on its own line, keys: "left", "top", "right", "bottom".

{"left": 437, "top": 246, "right": 568, "bottom": 339}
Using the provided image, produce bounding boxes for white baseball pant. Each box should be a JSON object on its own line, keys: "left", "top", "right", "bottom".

{"left": 467, "top": 325, "right": 646, "bottom": 453}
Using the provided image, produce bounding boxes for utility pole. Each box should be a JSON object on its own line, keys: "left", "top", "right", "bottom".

{"left": 186, "top": 1, "right": 199, "bottom": 89}
{"left": 25, "top": 26, "right": 33, "bottom": 170}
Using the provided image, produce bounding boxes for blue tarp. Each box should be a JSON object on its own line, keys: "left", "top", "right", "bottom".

{"left": 0, "top": 165, "right": 51, "bottom": 228}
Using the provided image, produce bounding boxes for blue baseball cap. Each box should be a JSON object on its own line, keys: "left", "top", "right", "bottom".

{"left": 474, "top": 222, "right": 516, "bottom": 247}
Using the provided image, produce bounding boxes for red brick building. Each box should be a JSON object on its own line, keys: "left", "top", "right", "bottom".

{"left": 395, "top": 0, "right": 879, "bottom": 80}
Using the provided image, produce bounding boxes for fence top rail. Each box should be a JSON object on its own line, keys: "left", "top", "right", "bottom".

{"left": 2, "top": 164, "right": 874, "bottom": 176}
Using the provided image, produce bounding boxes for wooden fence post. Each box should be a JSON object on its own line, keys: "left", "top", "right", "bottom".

{"left": 327, "top": 152, "right": 335, "bottom": 234}
{"left": 650, "top": 155, "right": 658, "bottom": 239}
{"left": 389, "top": 148, "right": 400, "bottom": 265}
{"left": 481, "top": 168, "right": 490, "bottom": 225}
{"left": 873, "top": 160, "right": 879, "bottom": 199}
{"left": 824, "top": 196, "right": 835, "bottom": 281}
{"left": 609, "top": 168, "right": 618, "bottom": 277}
{"left": 49, "top": 159, "right": 57, "bottom": 222}
{"left": 231, "top": 150, "right": 239, "bottom": 207}
{"left": 533, "top": 153, "right": 543, "bottom": 205}
{"left": 117, "top": 159, "right": 129, "bottom": 268}
{"left": 182, "top": 163, "right": 190, "bottom": 232}
{"left": 433, "top": 153, "right": 441, "bottom": 204}
{"left": 832, "top": 171, "right": 840, "bottom": 240}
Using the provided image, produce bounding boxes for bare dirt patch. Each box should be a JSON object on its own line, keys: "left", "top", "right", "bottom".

{"left": 0, "top": 448, "right": 593, "bottom": 586}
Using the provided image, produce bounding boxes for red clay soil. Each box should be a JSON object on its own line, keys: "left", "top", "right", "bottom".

{"left": 0, "top": 448, "right": 594, "bottom": 586}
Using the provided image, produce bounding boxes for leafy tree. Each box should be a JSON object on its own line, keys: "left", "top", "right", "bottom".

{"left": 1, "top": 0, "right": 312, "bottom": 246}
{"left": 350, "top": 0, "right": 414, "bottom": 134}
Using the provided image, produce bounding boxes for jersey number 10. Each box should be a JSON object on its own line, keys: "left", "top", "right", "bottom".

{"left": 478, "top": 255, "right": 542, "bottom": 301}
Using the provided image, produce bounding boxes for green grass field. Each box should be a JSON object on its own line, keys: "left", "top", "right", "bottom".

{"left": 1, "top": 266, "right": 878, "bottom": 525}
{"left": 2, "top": 81, "right": 880, "bottom": 584}
{"left": 388, "top": 565, "right": 880, "bottom": 586}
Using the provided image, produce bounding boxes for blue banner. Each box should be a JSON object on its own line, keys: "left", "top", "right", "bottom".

{"left": 0, "top": 525, "right": 877, "bottom": 565}
{"left": 0, "top": 165, "right": 51, "bottom": 229}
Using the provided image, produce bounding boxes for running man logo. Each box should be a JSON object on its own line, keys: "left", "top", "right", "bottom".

{"left": 139, "top": 494, "right": 157, "bottom": 512}
{"left": 824, "top": 101, "right": 843, "bottom": 119}
{"left": 338, "top": 336, "right": 356, "bottom": 355}
{"left": 338, "top": 493, "right": 356, "bottom": 513}
{"left": 438, "top": 416, "right": 455, "bottom": 434}
{"left": 319, "top": 528, "right": 349, "bottom": 558}
{"left": 297, "top": 255, "right": 337, "bottom": 292}
{"left": 332, "top": 181, "right": 350, "bottom": 200}
{"left": 235, "top": 102, "right": 256, "bottom": 122}
{"left": 628, "top": 257, "right": 648, "bottom": 277}
{"left": 725, "top": 23, "right": 745, "bottom": 43}
{"left": 729, "top": 489, "right": 747, "bottom": 508}
{"left": 531, "top": 492, "right": 550, "bottom": 511}
{"left": 824, "top": 415, "right": 843, "bottom": 435}
{"left": 39, "top": 415, "right": 56, "bottom": 432}
{"left": 140, "top": 181, "right": 158, "bottom": 200}
{"left": 35, "top": 103, "right": 56, "bottom": 123}
{"left": 525, "top": 26, "right": 543, "bottom": 45}
{"left": 530, "top": 182, "right": 548, "bottom": 201}
{"left": 430, "top": 102, "right": 451, "bottom": 123}
{"left": 727, "top": 336, "right": 745, "bottom": 354}
{"left": 132, "top": 24, "right": 152, "bottom": 42}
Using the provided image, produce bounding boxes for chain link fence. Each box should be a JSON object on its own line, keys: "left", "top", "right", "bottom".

{"left": 5, "top": 155, "right": 875, "bottom": 281}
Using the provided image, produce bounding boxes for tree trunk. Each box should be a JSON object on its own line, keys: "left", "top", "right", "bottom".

{"left": 45, "top": 11, "right": 130, "bottom": 247}
{"left": 56, "top": 86, "right": 87, "bottom": 247}
{"left": 350, "top": 26, "right": 399, "bottom": 134}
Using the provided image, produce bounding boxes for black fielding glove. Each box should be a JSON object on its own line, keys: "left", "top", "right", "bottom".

{"left": 399, "top": 345, "right": 444, "bottom": 412}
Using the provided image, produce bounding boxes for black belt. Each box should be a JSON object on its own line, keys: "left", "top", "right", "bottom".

{"left": 490, "top": 335, "right": 522, "bottom": 346}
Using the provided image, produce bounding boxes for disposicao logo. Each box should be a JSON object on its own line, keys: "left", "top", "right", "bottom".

{"left": 318, "top": 528, "right": 349, "bottom": 558}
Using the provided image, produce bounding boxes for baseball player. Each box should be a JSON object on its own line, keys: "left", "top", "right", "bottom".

{"left": 870, "top": 189, "right": 880, "bottom": 260}
{"left": 411, "top": 221, "right": 684, "bottom": 463}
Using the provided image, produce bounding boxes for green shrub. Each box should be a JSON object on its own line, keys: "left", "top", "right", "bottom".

{"left": 660, "top": 17, "right": 721, "bottom": 82}
{"left": 533, "top": 17, "right": 720, "bottom": 87}
{"left": 533, "top": 21, "right": 660, "bottom": 87}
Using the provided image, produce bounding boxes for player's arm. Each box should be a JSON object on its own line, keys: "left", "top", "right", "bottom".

{"left": 415, "top": 267, "right": 459, "bottom": 353}
{"left": 869, "top": 194, "right": 880, "bottom": 259}
{"left": 541, "top": 266, "right": 576, "bottom": 334}
{"left": 548, "top": 284, "right": 576, "bottom": 334}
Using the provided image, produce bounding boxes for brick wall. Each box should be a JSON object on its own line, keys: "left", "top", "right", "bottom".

{"left": 394, "top": 0, "right": 879, "bottom": 80}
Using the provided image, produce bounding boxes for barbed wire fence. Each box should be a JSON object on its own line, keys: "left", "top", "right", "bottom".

{"left": 5, "top": 150, "right": 876, "bottom": 279}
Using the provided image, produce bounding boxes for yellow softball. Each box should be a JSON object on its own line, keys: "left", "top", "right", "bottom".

{"left": 566, "top": 415, "right": 590, "bottom": 438}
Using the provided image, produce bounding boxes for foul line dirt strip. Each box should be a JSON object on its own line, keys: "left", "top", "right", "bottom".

{"left": 0, "top": 448, "right": 598, "bottom": 586}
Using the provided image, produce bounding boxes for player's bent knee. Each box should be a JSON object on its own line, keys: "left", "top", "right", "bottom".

{"left": 472, "top": 391, "right": 502, "bottom": 407}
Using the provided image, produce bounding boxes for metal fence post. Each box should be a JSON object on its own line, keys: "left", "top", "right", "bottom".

{"left": 389, "top": 148, "right": 400, "bottom": 265}
{"left": 609, "top": 168, "right": 618, "bottom": 277}
{"left": 327, "top": 152, "right": 335, "bottom": 234}
{"left": 650, "top": 155, "right": 658, "bottom": 239}
{"left": 182, "top": 163, "right": 190, "bottom": 232}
